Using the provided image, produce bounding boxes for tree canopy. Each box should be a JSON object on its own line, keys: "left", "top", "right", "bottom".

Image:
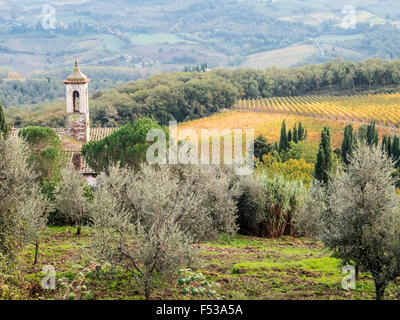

{"left": 82, "top": 118, "right": 166, "bottom": 172}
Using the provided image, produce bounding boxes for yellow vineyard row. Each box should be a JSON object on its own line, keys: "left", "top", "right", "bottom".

{"left": 234, "top": 93, "right": 400, "bottom": 127}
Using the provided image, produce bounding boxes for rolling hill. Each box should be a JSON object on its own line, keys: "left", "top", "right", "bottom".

{"left": 3, "top": 0, "right": 400, "bottom": 75}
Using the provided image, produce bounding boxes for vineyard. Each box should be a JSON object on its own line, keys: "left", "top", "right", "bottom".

{"left": 234, "top": 93, "right": 400, "bottom": 128}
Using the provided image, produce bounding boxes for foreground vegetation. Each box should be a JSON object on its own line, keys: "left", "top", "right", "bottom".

{"left": 2, "top": 94, "right": 400, "bottom": 300}
{"left": 7, "top": 227, "right": 398, "bottom": 300}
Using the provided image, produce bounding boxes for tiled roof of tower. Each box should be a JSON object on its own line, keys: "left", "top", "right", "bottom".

{"left": 10, "top": 127, "right": 118, "bottom": 174}
{"left": 64, "top": 60, "right": 90, "bottom": 84}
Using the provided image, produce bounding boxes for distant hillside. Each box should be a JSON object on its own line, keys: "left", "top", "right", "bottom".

{"left": 3, "top": 0, "right": 400, "bottom": 74}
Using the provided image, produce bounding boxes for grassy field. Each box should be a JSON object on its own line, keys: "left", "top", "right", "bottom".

{"left": 241, "top": 45, "right": 317, "bottom": 69}
{"left": 15, "top": 226, "right": 389, "bottom": 300}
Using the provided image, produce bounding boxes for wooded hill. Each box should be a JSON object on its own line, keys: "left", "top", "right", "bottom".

{"left": 7, "top": 59, "right": 400, "bottom": 128}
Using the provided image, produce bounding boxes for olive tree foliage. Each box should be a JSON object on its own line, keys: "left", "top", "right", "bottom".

{"left": 55, "top": 168, "right": 90, "bottom": 235}
{"left": 90, "top": 163, "right": 239, "bottom": 299}
{"left": 0, "top": 137, "right": 50, "bottom": 265}
{"left": 294, "top": 180, "right": 326, "bottom": 239}
{"left": 296, "top": 142, "right": 400, "bottom": 300}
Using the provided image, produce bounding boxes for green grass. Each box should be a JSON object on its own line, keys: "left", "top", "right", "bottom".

{"left": 7, "top": 227, "right": 393, "bottom": 300}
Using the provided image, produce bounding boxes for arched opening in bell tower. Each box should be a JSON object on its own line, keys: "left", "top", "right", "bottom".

{"left": 73, "top": 90, "right": 80, "bottom": 113}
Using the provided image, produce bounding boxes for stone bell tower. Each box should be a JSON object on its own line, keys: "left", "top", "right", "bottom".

{"left": 64, "top": 60, "right": 90, "bottom": 143}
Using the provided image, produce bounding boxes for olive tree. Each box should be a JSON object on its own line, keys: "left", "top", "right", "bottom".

{"left": 55, "top": 168, "right": 90, "bottom": 235}
{"left": 0, "top": 137, "right": 50, "bottom": 264}
{"left": 90, "top": 163, "right": 238, "bottom": 299}
{"left": 18, "top": 187, "right": 51, "bottom": 264}
{"left": 298, "top": 142, "right": 400, "bottom": 300}
{"left": 294, "top": 180, "right": 326, "bottom": 239}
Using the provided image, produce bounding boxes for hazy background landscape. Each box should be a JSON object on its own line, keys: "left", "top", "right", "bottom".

{"left": 2, "top": 0, "right": 400, "bottom": 111}
{"left": 3, "top": 0, "right": 400, "bottom": 74}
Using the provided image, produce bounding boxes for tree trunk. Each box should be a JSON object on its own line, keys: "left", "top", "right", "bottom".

{"left": 144, "top": 281, "right": 151, "bottom": 300}
{"left": 34, "top": 240, "right": 39, "bottom": 264}
{"left": 374, "top": 280, "right": 386, "bottom": 300}
{"left": 145, "top": 288, "right": 151, "bottom": 300}
{"left": 76, "top": 225, "right": 81, "bottom": 235}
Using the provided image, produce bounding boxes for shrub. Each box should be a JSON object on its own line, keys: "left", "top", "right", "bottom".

{"left": 258, "top": 155, "right": 314, "bottom": 186}
{"left": 236, "top": 174, "right": 306, "bottom": 238}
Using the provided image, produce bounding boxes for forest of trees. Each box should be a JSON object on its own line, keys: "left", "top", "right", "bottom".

{"left": 89, "top": 58, "right": 400, "bottom": 127}
{"left": 7, "top": 58, "right": 400, "bottom": 128}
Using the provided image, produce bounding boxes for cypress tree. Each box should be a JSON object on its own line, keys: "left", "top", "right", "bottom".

{"left": 366, "top": 121, "right": 379, "bottom": 147}
{"left": 0, "top": 101, "right": 9, "bottom": 139}
{"left": 341, "top": 124, "right": 353, "bottom": 165}
{"left": 293, "top": 124, "right": 298, "bottom": 143}
{"left": 315, "top": 146, "right": 325, "bottom": 183}
{"left": 387, "top": 136, "right": 392, "bottom": 157}
{"left": 314, "top": 127, "right": 332, "bottom": 183}
{"left": 298, "top": 121, "right": 305, "bottom": 141}
{"left": 392, "top": 136, "right": 400, "bottom": 165}
{"left": 288, "top": 129, "right": 292, "bottom": 144}
{"left": 279, "top": 120, "right": 288, "bottom": 152}
{"left": 382, "top": 135, "right": 388, "bottom": 153}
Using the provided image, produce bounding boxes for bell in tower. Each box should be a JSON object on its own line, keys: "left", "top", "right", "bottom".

{"left": 64, "top": 60, "right": 90, "bottom": 143}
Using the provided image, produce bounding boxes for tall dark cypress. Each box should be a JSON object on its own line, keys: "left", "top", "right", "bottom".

{"left": 279, "top": 120, "right": 288, "bottom": 152}
{"left": 366, "top": 121, "right": 378, "bottom": 147}
{"left": 298, "top": 121, "right": 305, "bottom": 141}
{"left": 382, "top": 135, "right": 388, "bottom": 153}
{"left": 392, "top": 135, "right": 400, "bottom": 166}
{"left": 314, "top": 127, "right": 332, "bottom": 184}
{"left": 288, "top": 129, "right": 292, "bottom": 144}
{"left": 0, "top": 101, "right": 9, "bottom": 139}
{"left": 293, "top": 124, "right": 298, "bottom": 143}
{"left": 315, "top": 146, "right": 325, "bottom": 182}
{"left": 341, "top": 124, "right": 353, "bottom": 165}
{"left": 387, "top": 136, "right": 392, "bottom": 157}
